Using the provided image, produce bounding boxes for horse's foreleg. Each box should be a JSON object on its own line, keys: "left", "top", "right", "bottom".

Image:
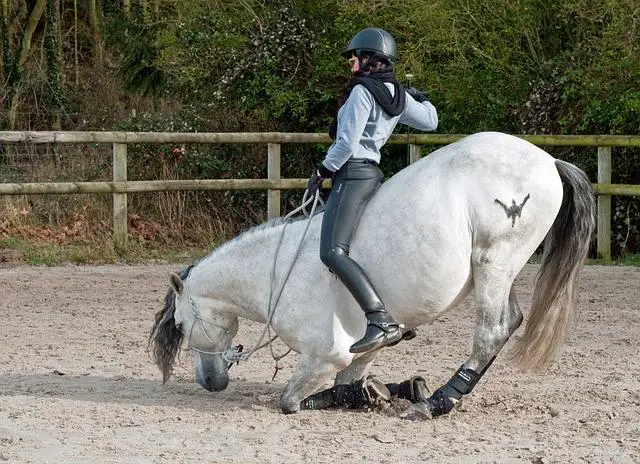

{"left": 300, "top": 352, "right": 387, "bottom": 411}
{"left": 333, "top": 351, "right": 378, "bottom": 385}
{"left": 428, "top": 285, "right": 523, "bottom": 417}
{"left": 279, "top": 353, "right": 345, "bottom": 414}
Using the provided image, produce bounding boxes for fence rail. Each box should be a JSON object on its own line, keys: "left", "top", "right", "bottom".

{"left": 2, "top": 131, "right": 640, "bottom": 259}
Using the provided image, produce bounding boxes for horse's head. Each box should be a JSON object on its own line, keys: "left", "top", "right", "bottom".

{"left": 149, "top": 265, "right": 238, "bottom": 392}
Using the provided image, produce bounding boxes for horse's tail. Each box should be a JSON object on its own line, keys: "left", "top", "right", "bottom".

{"left": 511, "top": 159, "right": 596, "bottom": 371}
{"left": 148, "top": 265, "right": 192, "bottom": 383}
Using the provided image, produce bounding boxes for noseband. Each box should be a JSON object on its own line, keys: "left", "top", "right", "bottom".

{"left": 183, "top": 284, "right": 241, "bottom": 366}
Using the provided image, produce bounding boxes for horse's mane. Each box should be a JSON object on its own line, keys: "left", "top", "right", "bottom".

{"left": 148, "top": 264, "right": 194, "bottom": 383}
{"left": 205, "top": 214, "right": 307, "bottom": 258}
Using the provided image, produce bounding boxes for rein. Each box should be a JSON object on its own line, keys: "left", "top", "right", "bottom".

{"left": 184, "top": 189, "right": 324, "bottom": 372}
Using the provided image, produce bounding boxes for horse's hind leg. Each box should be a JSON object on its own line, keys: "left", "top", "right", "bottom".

{"left": 428, "top": 274, "right": 523, "bottom": 417}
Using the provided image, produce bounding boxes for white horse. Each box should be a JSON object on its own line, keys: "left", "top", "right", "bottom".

{"left": 149, "top": 132, "right": 595, "bottom": 416}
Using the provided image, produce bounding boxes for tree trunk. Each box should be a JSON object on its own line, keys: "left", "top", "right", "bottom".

{"left": 123, "top": 0, "right": 131, "bottom": 17}
{"left": 1, "top": 0, "right": 46, "bottom": 130}
{"left": 45, "top": 0, "right": 63, "bottom": 130}
{"left": 88, "top": 0, "right": 103, "bottom": 67}
{"left": 74, "top": 0, "right": 78, "bottom": 85}
{"left": 1, "top": 0, "right": 8, "bottom": 85}
{"left": 18, "top": 0, "right": 47, "bottom": 68}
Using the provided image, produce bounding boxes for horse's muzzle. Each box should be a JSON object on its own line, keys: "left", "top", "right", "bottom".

{"left": 193, "top": 352, "right": 230, "bottom": 391}
{"left": 196, "top": 371, "right": 229, "bottom": 392}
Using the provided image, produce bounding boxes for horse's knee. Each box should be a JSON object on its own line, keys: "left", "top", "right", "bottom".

{"left": 280, "top": 394, "right": 301, "bottom": 414}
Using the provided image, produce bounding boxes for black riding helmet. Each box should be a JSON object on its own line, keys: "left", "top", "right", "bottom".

{"left": 341, "top": 28, "right": 397, "bottom": 63}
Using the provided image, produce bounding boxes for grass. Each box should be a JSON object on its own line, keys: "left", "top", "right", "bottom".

{"left": 615, "top": 253, "right": 640, "bottom": 266}
{"left": 587, "top": 253, "right": 640, "bottom": 266}
{"left": 0, "top": 236, "right": 212, "bottom": 266}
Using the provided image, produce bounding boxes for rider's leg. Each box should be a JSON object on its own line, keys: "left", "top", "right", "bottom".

{"left": 319, "top": 160, "right": 402, "bottom": 354}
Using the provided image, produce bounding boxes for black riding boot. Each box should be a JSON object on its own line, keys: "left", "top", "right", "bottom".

{"left": 319, "top": 160, "right": 403, "bottom": 354}
{"left": 349, "top": 309, "right": 402, "bottom": 353}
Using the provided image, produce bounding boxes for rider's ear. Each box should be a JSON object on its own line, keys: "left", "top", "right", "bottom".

{"left": 169, "top": 272, "right": 184, "bottom": 295}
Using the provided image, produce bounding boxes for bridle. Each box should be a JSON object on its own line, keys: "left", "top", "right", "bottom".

{"left": 182, "top": 279, "right": 277, "bottom": 369}
{"left": 184, "top": 292, "right": 232, "bottom": 358}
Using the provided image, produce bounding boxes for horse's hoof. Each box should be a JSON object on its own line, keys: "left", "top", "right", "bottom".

{"left": 280, "top": 395, "right": 301, "bottom": 414}
{"left": 281, "top": 403, "right": 300, "bottom": 414}
{"left": 427, "top": 389, "right": 457, "bottom": 417}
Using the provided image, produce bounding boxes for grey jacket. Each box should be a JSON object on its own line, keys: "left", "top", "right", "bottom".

{"left": 322, "top": 83, "right": 438, "bottom": 172}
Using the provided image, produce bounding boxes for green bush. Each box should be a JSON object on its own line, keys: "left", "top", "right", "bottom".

{"left": 5, "top": 0, "right": 639, "bottom": 256}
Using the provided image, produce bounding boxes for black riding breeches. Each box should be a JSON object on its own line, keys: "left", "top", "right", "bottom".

{"left": 320, "top": 159, "right": 384, "bottom": 312}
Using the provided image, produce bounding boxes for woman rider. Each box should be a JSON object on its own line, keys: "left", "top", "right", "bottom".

{"left": 307, "top": 28, "right": 438, "bottom": 354}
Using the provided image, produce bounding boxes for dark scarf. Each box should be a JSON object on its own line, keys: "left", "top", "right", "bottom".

{"left": 329, "top": 64, "right": 406, "bottom": 140}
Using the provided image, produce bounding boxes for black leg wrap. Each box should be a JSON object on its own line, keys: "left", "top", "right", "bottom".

{"left": 300, "top": 376, "right": 391, "bottom": 410}
{"left": 427, "top": 358, "right": 495, "bottom": 417}
{"left": 300, "top": 387, "right": 336, "bottom": 410}
{"left": 439, "top": 366, "right": 481, "bottom": 399}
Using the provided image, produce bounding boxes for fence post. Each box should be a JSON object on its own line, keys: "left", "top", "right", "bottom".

{"left": 597, "top": 146, "right": 611, "bottom": 260}
{"left": 113, "top": 142, "right": 128, "bottom": 250}
{"left": 267, "top": 143, "right": 281, "bottom": 219}
{"left": 408, "top": 144, "right": 421, "bottom": 164}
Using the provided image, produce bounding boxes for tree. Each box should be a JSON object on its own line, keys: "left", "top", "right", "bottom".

{"left": 1, "top": 0, "right": 47, "bottom": 129}
{"left": 88, "top": 0, "right": 103, "bottom": 66}
{"left": 45, "top": 0, "right": 64, "bottom": 129}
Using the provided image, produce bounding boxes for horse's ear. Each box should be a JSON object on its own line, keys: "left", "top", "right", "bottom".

{"left": 169, "top": 272, "right": 184, "bottom": 295}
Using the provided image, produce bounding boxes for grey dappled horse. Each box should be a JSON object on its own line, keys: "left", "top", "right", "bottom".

{"left": 149, "top": 132, "right": 595, "bottom": 417}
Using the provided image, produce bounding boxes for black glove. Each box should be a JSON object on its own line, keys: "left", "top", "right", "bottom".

{"left": 307, "top": 164, "right": 333, "bottom": 196}
{"left": 405, "top": 86, "right": 429, "bottom": 103}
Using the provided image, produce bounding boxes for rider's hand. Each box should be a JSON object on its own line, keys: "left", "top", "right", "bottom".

{"left": 307, "top": 169, "right": 324, "bottom": 196}
{"left": 405, "top": 86, "right": 429, "bottom": 103}
{"left": 307, "top": 164, "right": 333, "bottom": 196}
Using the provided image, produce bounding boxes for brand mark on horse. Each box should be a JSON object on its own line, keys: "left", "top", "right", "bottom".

{"left": 494, "top": 194, "right": 531, "bottom": 227}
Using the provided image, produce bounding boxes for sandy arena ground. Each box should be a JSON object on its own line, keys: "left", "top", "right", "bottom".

{"left": 0, "top": 263, "right": 638, "bottom": 463}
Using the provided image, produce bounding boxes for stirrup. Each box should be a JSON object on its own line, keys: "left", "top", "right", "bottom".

{"left": 387, "top": 327, "right": 418, "bottom": 348}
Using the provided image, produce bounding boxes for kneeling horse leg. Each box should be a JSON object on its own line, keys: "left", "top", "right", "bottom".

{"left": 428, "top": 286, "right": 523, "bottom": 417}
{"left": 300, "top": 376, "right": 391, "bottom": 410}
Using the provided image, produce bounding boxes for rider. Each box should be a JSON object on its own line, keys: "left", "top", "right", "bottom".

{"left": 307, "top": 28, "right": 438, "bottom": 353}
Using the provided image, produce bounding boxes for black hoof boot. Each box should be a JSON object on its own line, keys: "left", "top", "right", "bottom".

{"left": 427, "top": 389, "right": 457, "bottom": 417}
{"left": 387, "top": 376, "right": 431, "bottom": 403}
{"left": 349, "top": 310, "right": 403, "bottom": 353}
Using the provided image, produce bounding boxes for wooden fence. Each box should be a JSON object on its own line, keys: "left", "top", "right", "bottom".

{"left": 1, "top": 131, "right": 640, "bottom": 259}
